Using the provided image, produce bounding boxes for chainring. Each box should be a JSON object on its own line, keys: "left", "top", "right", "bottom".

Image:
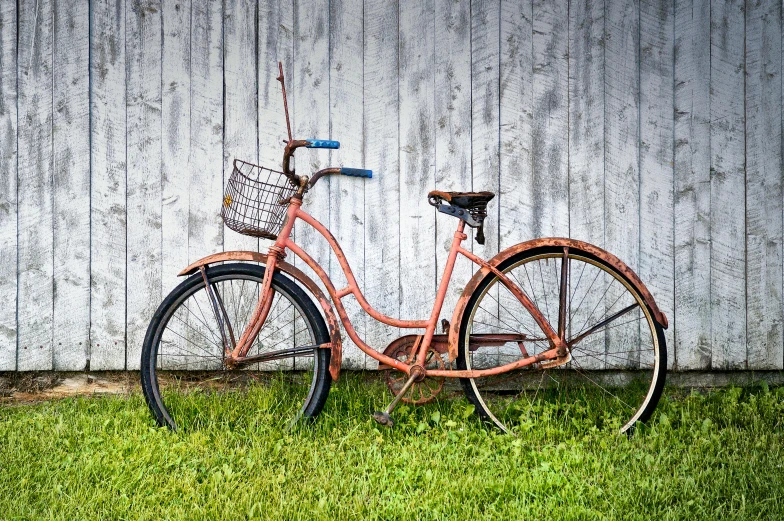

{"left": 383, "top": 336, "right": 446, "bottom": 405}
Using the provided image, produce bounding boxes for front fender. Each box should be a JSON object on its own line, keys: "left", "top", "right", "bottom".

{"left": 178, "top": 251, "right": 343, "bottom": 381}
{"left": 447, "top": 238, "right": 669, "bottom": 362}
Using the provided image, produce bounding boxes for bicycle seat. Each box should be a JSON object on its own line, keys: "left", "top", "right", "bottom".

{"left": 427, "top": 190, "right": 495, "bottom": 245}
{"left": 427, "top": 190, "right": 495, "bottom": 210}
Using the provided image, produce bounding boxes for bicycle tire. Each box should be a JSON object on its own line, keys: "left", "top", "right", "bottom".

{"left": 140, "top": 263, "right": 332, "bottom": 431}
{"left": 457, "top": 244, "right": 666, "bottom": 434}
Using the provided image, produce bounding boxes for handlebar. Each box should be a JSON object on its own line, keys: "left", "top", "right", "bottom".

{"left": 306, "top": 139, "right": 340, "bottom": 149}
{"left": 340, "top": 167, "right": 372, "bottom": 178}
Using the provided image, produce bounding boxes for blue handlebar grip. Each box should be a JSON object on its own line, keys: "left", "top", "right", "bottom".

{"left": 306, "top": 139, "right": 340, "bottom": 149}
{"left": 340, "top": 167, "right": 373, "bottom": 179}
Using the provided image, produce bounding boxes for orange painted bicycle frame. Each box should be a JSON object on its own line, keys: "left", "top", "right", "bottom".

{"left": 228, "top": 196, "right": 564, "bottom": 379}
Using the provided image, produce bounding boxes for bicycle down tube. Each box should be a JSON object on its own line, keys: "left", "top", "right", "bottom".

{"left": 230, "top": 196, "right": 564, "bottom": 379}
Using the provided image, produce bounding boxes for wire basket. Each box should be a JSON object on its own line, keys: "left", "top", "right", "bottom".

{"left": 221, "top": 159, "right": 298, "bottom": 240}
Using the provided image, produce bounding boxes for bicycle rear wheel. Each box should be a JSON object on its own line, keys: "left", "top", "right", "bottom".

{"left": 140, "top": 263, "right": 331, "bottom": 431}
{"left": 457, "top": 245, "right": 666, "bottom": 434}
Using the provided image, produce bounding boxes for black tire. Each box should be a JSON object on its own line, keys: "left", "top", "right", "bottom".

{"left": 140, "top": 263, "right": 331, "bottom": 431}
{"left": 457, "top": 245, "right": 667, "bottom": 434}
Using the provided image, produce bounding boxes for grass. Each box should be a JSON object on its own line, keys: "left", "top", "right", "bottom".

{"left": 1, "top": 373, "right": 784, "bottom": 520}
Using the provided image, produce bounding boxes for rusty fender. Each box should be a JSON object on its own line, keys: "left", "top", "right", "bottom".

{"left": 178, "top": 251, "right": 343, "bottom": 381}
{"left": 447, "top": 238, "right": 669, "bottom": 362}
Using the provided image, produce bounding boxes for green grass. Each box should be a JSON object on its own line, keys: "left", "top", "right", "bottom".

{"left": 1, "top": 374, "right": 784, "bottom": 520}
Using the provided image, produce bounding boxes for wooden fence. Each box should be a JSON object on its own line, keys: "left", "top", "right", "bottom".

{"left": 0, "top": 0, "right": 781, "bottom": 371}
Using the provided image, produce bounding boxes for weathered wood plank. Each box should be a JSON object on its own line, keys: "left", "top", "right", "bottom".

{"left": 53, "top": 0, "right": 90, "bottom": 370}
{"left": 435, "top": 0, "right": 472, "bottom": 330}
{"left": 470, "top": 0, "right": 502, "bottom": 367}
{"left": 258, "top": 0, "right": 294, "bottom": 371}
{"left": 568, "top": 0, "right": 604, "bottom": 368}
{"left": 91, "top": 0, "right": 127, "bottom": 370}
{"left": 223, "top": 0, "right": 258, "bottom": 254}
{"left": 258, "top": 1, "right": 293, "bottom": 169}
{"left": 293, "top": 0, "right": 330, "bottom": 370}
{"left": 745, "top": 0, "right": 782, "bottom": 370}
{"left": 189, "top": 0, "right": 223, "bottom": 262}
{"left": 568, "top": 0, "right": 603, "bottom": 247}
{"left": 531, "top": 0, "right": 568, "bottom": 239}
{"left": 126, "top": 0, "right": 163, "bottom": 371}
{"left": 330, "top": 0, "right": 366, "bottom": 369}
{"left": 471, "top": 0, "right": 500, "bottom": 260}
{"left": 673, "top": 0, "right": 711, "bottom": 370}
{"left": 710, "top": 0, "right": 746, "bottom": 369}
{"left": 17, "top": 0, "right": 53, "bottom": 370}
{"left": 499, "top": 0, "right": 533, "bottom": 249}
{"left": 399, "top": 0, "right": 436, "bottom": 327}
{"left": 0, "top": 0, "right": 17, "bottom": 370}
{"left": 161, "top": 0, "right": 191, "bottom": 294}
{"left": 605, "top": 0, "right": 640, "bottom": 367}
{"left": 639, "top": 0, "right": 674, "bottom": 369}
{"left": 363, "top": 0, "right": 400, "bottom": 364}
{"left": 223, "top": 0, "right": 259, "bottom": 251}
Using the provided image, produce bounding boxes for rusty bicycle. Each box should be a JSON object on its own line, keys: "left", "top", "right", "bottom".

{"left": 141, "top": 64, "right": 668, "bottom": 434}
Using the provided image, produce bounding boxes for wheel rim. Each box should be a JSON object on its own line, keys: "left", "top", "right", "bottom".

{"left": 462, "top": 251, "right": 663, "bottom": 434}
{"left": 148, "top": 271, "right": 321, "bottom": 431}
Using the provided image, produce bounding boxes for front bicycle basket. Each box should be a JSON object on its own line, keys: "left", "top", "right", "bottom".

{"left": 221, "top": 159, "right": 297, "bottom": 240}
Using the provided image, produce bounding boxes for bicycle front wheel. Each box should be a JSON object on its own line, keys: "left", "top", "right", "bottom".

{"left": 140, "top": 263, "right": 332, "bottom": 431}
{"left": 457, "top": 245, "right": 666, "bottom": 434}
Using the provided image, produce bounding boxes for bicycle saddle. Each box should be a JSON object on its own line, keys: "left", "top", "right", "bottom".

{"left": 427, "top": 190, "right": 495, "bottom": 245}
{"left": 427, "top": 190, "right": 495, "bottom": 210}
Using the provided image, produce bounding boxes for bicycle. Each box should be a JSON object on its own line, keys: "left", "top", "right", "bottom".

{"left": 141, "top": 63, "right": 668, "bottom": 434}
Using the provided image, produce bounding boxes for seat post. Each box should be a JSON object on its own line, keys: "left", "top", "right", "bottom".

{"left": 415, "top": 220, "right": 467, "bottom": 367}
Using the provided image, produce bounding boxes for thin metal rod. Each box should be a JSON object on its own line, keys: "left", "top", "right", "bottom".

{"left": 276, "top": 62, "right": 293, "bottom": 142}
{"left": 235, "top": 345, "right": 318, "bottom": 367}
{"left": 568, "top": 303, "right": 640, "bottom": 348}
{"left": 558, "top": 247, "right": 569, "bottom": 341}
{"left": 200, "top": 266, "right": 231, "bottom": 355}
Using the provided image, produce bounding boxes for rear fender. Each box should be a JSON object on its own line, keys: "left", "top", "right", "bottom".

{"left": 447, "top": 238, "right": 669, "bottom": 362}
{"left": 179, "top": 251, "right": 343, "bottom": 381}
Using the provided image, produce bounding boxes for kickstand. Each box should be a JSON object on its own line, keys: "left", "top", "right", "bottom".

{"left": 372, "top": 372, "right": 418, "bottom": 428}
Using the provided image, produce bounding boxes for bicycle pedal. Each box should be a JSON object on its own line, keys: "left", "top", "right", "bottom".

{"left": 372, "top": 411, "right": 395, "bottom": 428}
{"left": 539, "top": 351, "right": 572, "bottom": 369}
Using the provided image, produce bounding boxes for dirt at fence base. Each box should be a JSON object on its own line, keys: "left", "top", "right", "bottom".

{"left": 0, "top": 372, "right": 139, "bottom": 404}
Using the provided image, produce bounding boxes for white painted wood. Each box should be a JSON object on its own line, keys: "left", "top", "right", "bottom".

{"left": 568, "top": 0, "right": 604, "bottom": 247}
{"left": 0, "top": 0, "right": 17, "bottom": 370}
{"left": 329, "top": 0, "right": 366, "bottom": 369}
{"left": 126, "top": 0, "right": 162, "bottom": 371}
{"left": 293, "top": 0, "right": 330, "bottom": 370}
{"left": 189, "top": 0, "right": 223, "bottom": 262}
{"left": 399, "top": 0, "right": 436, "bottom": 328}
{"left": 258, "top": 0, "right": 294, "bottom": 371}
{"left": 363, "top": 0, "right": 400, "bottom": 365}
{"left": 223, "top": 0, "right": 259, "bottom": 254}
{"left": 674, "top": 0, "right": 711, "bottom": 370}
{"left": 434, "top": 0, "right": 472, "bottom": 333}
{"left": 471, "top": 0, "right": 500, "bottom": 260}
{"left": 471, "top": 0, "right": 503, "bottom": 367}
{"left": 639, "top": 0, "right": 674, "bottom": 369}
{"left": 745, "top": 0, "right": 782, "bottom": 370}
{"left": 710, "top": 0, "right": 746, "bottom": 369}
{"left": 568, "top": 0, "right": 605, "bottom": 369}
{"left": 604, "top": 0, "right": 640, "bottom": 368}
{"left": 531, "top": 0, "right": 568, "bottom": 239}
{"left": 499, "top": 0, "right": 533, "bottom": 249}
{"left": 52, "top": 0, "right": 90, "bottom": 370}
{"left": 161, "top": 0, "right": 191, "bottom": 295}
{"left": 17, "top": 0, "right": 53, "bottom": 371}
{"left": 91, "top": 0, "right": 127, "bottom": 370}
{"left": 4, "top": 0, "right": 784, "bottom": 373}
